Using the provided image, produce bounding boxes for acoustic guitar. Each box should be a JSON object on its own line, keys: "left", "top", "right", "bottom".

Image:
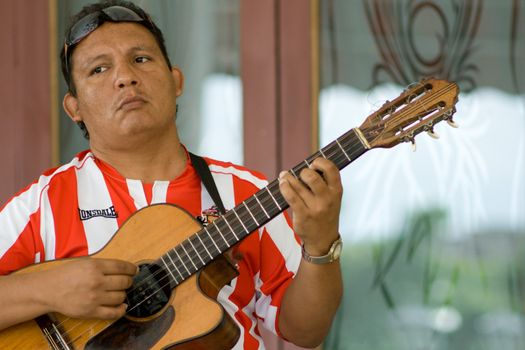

{"left": 0, "top": 78, "right": 459, "bottom": 349}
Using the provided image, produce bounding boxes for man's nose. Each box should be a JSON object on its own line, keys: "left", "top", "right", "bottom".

{"left": 114, "top": 64, "right": 140, "bottom": 88}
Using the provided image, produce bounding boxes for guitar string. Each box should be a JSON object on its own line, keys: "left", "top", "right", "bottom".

{"left": 55, "top": 134, "right": 362, "bottom": 343}
{"left": 56, "top": 133, "right": 365, "bottom": 344}
{"left": 123, "top": 129, "right": 363, "bottom": 293}
{"left": 61, "top": 121, "right": 400, "bottom": 344}
{"left": 385, "top": 84, "right": 456, "bottom": 136}
{"left": 57, "top": 131, "right": 362, "bottom": 340}
{"left": 65, "top": 130, "right": 386, "bottom": 345}
{"left": 115, "top": 131, "right": 361, "bottom": 295}
{"left": 63, "top": 83, "right": 457, "bottom": 341}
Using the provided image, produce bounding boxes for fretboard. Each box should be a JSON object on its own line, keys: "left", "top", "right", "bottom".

{"left": 156, "top": 128, "right": 369, "bottom": 286}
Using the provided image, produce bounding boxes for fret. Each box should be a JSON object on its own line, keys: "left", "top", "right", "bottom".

{"left": 320, "top": 143, "right": 340, "bottom": 166}
{"left": 196, "top": 233, "right": 214, "bottom": 260}
{"left": 270, "top": 181, "right": 288, "bottom": 210}
{"left": 160, "top": 256, "right": 178, "bottom": 283}
{"left": 304, "top": 158, "right": 311, "bottom": 167}
{"left": 173, "top": 248, "right": 191, "bottom": 275}
{"left": 254, "top": 193, "right": 270, "bottom": 219}
{"left": 214, "top": 223, "right": 231, "bottom": 247}
{"left": 265, "top": 186, "right": 282, "bottom": 211}
{"left": 166, "top": 251, "right": 184, "bottom": 279}
{"left": 181, "top": 242, "right": 198, "bottom": 271}
{"left": 243, "top": 201, "right": 260, "bottom": 226}
{"left": 204, "top": 227, "right": 222, "bottom": 252}
{"left": 233, "top": 209, "right": 249, "bottom": 234}
{"left": 335, "top": 138, "right": 352, "bottom": 162}
{"left": 319, "top": 148, "right": 327, "bottom": 158}
{"left": 291, "top": 165, "right": 305, "bottom": 179}
{"left": 327, "top": 142, "right": 341, "bottom": 157}
{"left": 187, "top": 237, "right": 205, "bottom": 266}
{"left": 245, "top": 196, "right": 270, "bottom": 226}
{"left": 222, "top": 216, "right": 240, "bottom": 241}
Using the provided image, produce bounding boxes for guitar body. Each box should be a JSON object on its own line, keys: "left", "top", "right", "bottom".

{"left": 0, "top": 204, "right": 240, "bottom": 350}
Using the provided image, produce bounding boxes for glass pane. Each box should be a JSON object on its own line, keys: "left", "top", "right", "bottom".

{"left": 319, "top": 1, "right": 525, "bottom": 349}
{"left": 57, "top": 0, "right": 242, "bottom": 164}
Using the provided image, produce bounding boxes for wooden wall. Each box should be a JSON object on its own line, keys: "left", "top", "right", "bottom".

{"left": 242, "top": 0, "right": 317, "bottom": 179}
{"left": 241, "top": 2, "right": 320, "bottom": 350}
{"left": 0, "top": 0, "right": 53, "bottom": 205}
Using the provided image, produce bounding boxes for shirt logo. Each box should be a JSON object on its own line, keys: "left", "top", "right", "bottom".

{"left": 78, "top": 206, "right": 118, "bottom": 221}
{"left": 197, "top": 206, "right": 221, "bottom": 226}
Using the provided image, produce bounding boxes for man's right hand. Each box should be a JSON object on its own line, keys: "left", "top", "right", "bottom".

{"left": 41, "top": 258, "right": 138, "bottom": 320}
{"left": 0, "top": 257, "right": 138, "bottom": 331}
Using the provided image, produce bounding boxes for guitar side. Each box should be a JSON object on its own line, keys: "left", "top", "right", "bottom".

{"left": 0, "top": 204, "right": 240, "bottom": 350}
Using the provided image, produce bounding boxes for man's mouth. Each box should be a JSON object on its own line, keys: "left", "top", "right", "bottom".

{"left": 118, "top": 96, "right": 146, "bottom": 110}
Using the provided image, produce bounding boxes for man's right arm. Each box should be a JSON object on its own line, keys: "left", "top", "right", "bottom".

{"left": 0, "top": 258, "right": 137, "bottom": 331}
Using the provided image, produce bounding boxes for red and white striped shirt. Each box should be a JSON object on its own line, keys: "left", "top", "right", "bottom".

{"left": 0, "top": 150, "right": 301, "bottom": 349}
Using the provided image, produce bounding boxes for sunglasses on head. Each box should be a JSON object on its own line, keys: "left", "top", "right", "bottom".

{"left": 64, "top": 5, "right": 152, "bottom": 76}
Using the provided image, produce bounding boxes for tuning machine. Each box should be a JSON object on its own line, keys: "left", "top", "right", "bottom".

{"left": 427, "top": 129, "right": 440, "bottom": 139}
{"left": 403, "top": 136, "right": 417, "bottom": 152}
{"left": 444, "top": 107, "right": 459, "bottom": 128}
{"left": 424, "top": 124, "right": 440, "bottom": 139}
{"left": 447, "top": 118, "right": 459, "bottom": 128}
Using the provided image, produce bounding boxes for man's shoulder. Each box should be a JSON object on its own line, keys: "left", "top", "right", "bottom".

{"left": 6, "top": 151, "right": 93, "bottom": 199}
{"left": 1, "top": 150, "right": 94, "bottom": 210}
{"left": 41, "top": 150, "right": 94, "bottom": 181}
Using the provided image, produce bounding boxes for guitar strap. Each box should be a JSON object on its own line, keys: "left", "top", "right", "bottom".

{"left": 189, "top": 152, "right": 226, "bottom": 215}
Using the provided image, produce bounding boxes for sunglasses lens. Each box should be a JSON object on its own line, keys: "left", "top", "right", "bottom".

{"left": 66, "top": 6, "right": 144, "bottom": 46}
{"left": 67, "top": 12, "right": 100, "bottom": 46}
{"left": 102, "top": 6, "right": 144, "bottom": 21}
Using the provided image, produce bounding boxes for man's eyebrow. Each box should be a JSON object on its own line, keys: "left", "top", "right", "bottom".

{"left": 128, "top": 45, "right": 157, "bottom": 53}
{"left": 80, "top": 53, "right": 111, "bottom": 70}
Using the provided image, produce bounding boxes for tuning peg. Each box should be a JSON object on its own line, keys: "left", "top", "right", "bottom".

{"left": 447, "top": 119, "right": 459, "bottom": 128}
{"left": 427, "top": 129, "right": 440, "bottom": 139}
{"left": 410, "top": 139, "right": 417, "bottom": 152}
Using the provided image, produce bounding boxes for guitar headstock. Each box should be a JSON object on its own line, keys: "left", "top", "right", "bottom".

{"left": 358, "top": 78, "right": 459, "bottom": 149}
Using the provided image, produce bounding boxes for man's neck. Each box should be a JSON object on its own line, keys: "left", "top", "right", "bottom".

{"left": 90, "top": 131, "right": 188, "bottom": 183}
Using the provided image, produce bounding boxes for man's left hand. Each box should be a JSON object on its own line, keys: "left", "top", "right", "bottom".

{"left": 278, "top": 157, "right": 343, "bottom": 256}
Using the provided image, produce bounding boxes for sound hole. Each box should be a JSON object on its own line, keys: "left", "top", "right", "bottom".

{"left": 126, "top": 263, "right": 172, "bottom": 318}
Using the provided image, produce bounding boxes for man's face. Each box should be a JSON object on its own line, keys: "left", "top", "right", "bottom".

{"left": 63, "top": 22, "right": 183, "bottom": 150}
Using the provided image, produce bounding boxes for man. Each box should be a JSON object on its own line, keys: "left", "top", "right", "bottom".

{"left": 0, "top": 1, "right": 343, "bottom": 348}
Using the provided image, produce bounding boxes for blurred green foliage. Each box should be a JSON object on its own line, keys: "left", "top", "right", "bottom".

{"left": 324, "top": 208, "right": 525, "bottom": 350}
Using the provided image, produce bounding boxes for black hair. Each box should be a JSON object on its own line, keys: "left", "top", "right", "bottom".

{"left": 60, "top": 0, "right": 173, "bottom": 139}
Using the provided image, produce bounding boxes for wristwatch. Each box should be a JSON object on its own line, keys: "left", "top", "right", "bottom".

{"left": 301, "top": 235, "right": 343, "bottom": 264}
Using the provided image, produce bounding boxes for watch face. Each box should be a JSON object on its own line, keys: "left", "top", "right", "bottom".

{"left": 333, "top": 240, "right": 343, "bottom": 259}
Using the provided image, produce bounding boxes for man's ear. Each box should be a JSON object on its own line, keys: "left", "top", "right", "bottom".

{"left": 63, "top": 92, "right": 82, "bottom": 123}
{"left": 171, "top": 66, "right": 184, "bottom": 97}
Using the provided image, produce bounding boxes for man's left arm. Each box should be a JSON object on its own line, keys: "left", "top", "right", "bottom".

{"left": 277, "top": 157, "right": 344, "bottom": 348}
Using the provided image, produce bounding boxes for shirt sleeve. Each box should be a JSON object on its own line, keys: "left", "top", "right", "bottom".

{"left": 0, "top": 183, "right": 44, "bottom": 275}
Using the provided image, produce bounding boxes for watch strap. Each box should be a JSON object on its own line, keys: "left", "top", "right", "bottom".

{"left": 301, "top": 235, "right": 342, "bottom": 264}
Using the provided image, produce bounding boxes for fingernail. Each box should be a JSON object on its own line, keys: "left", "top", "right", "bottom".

{"left": 279, "top": 171, "right": 287, "bottom": 179}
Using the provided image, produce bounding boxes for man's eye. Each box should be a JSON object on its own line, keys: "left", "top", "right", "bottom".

{"left": 136, "top": 56, "right": 150, "bottom": 63}
{"left": 91, "top": 66, "right": 107, "bottom": 75}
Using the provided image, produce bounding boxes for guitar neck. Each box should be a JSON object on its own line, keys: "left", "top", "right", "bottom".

{"left": 158, "top": 128, "right": 369, "bottom": 284}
